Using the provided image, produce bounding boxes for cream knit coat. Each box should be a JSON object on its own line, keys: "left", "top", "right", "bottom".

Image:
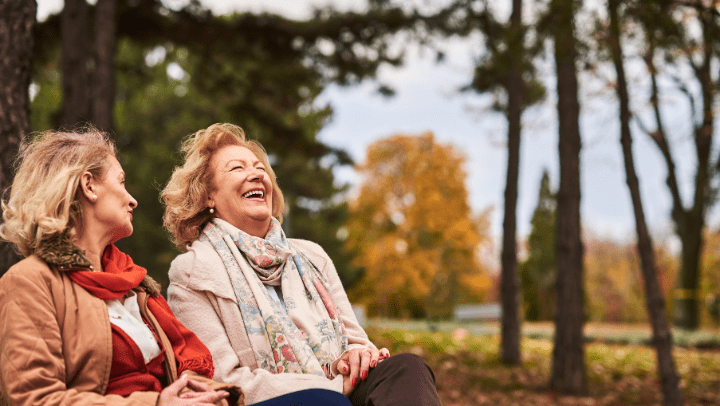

{"left": 168, "top": 238, "right": 374, "bottom": 405}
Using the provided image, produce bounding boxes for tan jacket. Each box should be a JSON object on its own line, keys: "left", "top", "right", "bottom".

{"left": 0, "top": 236, "right": 243, "bottom": 406}
{"left": 168, "top": 238, "right": 374, "bottom": 405}
{"left": 0, "top": 257, "right": 161, "bottom": 405}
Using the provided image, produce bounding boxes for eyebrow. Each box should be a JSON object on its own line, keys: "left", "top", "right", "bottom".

{"left": 225, "top": 158, "right": 263, "bottom": 168}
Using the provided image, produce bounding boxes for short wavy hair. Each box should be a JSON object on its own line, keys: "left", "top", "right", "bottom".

{"left": 162, "top": 123, "right": 285, "bottom": 251}
{"left": 0, "top": 129, "right": 117, "bottom": 257}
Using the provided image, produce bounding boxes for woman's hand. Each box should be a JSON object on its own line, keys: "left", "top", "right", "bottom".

{"left": 158, "top": 374, "right": 230, "bottom": 406}
{"left": 342, "top": 374, "right": 355, "bottom": 396}
{"left": 334, "top": 347, "right": 390, "bottom": 388}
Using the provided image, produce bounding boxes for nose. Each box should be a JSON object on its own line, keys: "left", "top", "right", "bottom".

{"left": 248, "top": 168, "right": 265, "bottom": 182}
{"left": 129, "top": 194, "right": 138, "bottom": 209}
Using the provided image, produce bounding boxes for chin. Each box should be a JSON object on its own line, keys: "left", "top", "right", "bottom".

{"left": 110, "top": 227, "right": 134, "bottom": 243}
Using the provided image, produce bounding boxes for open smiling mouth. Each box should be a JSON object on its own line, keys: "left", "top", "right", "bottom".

{"left": 243, "top": 190, "right": 264, "bottom": 199}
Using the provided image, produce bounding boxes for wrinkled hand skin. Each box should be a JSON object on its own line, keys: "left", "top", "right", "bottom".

{"left": 334, "top": 347, "right": 391, "bottom": 392}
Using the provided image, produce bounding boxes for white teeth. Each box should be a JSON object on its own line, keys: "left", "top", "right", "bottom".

{"left": 243, "top": 190, "right": 264, "bottom": 198}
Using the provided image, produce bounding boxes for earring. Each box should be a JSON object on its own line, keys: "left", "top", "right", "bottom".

{"left": 92, "top": 194, "right": 97, "bottom": 201}
{"left": 209, "top": 207, "right": 214, "bottom": 214}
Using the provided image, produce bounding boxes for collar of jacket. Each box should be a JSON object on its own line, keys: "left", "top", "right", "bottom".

{"left": 34, "top": 233, "right": 163, "bottom": 296}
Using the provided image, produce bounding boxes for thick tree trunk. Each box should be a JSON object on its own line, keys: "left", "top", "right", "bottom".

{"left": 608, "top": 1, "right": 683, "bottom": 404}
{"left": 61, "top": 0, "right": 89, "bottom": 127}
{"left": 91, "top": 0, "right": 117, "bottom": 132}
{"left": 675, "top": 225, "right": 703, "bottom": 329}
{"left": 673, "top": 8, "right": 714, "bottom": 330}
{"left": 0, "top": 0, "right": 35, "bottom": 275}
{"left": 640, "top": 6, "right": 715, "bottom": 331}
{"left": 550, "top": 0, "right": 586, "bottom": 395}
{"left": 500, "top": 0, "right": 523, "bottom": 365}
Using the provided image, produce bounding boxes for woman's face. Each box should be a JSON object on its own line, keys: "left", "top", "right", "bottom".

{"left": 92, "top": 156, "right": 138, "bottom": 243}
{"left": 208, "top": 145, "right": 274, "bottom": 237}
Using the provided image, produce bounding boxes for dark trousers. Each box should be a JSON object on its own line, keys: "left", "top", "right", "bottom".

{"left": 253, "top": 388, "right": 352, "bottom": 406}
{"left": 348, "top": 353, "right": 442, "bottom": 406}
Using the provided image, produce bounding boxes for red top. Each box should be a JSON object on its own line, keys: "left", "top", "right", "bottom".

{"left": 106, "top": 324, "right": 166, "bottom": 396}
{"left": 68, "top": 244, "right": 215, "bottom": 396}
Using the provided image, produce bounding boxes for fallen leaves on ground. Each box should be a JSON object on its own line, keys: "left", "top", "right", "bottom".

{"left": 367, "top": 327, "right": 720, "bottom": 406}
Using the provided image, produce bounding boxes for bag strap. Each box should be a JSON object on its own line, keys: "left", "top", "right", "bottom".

{"left": 136, "top": 290, "right": 179, "bottom": 384}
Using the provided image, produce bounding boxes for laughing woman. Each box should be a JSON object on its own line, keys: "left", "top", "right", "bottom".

{"left": 0, "top": 129, "right": 242, "bottom": 406}
{"left": 162, "top": 123, "right": 442, "bottom": 406}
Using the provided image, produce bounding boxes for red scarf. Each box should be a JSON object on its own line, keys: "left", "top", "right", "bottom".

{"left": 67, "top": 244, "right": 146, "bottom": 300}
{"left": 68, "top": 245, "right": 214, "bottom": 380}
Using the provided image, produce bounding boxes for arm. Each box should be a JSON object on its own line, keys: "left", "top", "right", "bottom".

{"left": 0, "top": 268, "right": 159, "bottom": 406}
{"left": 167, "top": 281, "right": 343, "bottom": 405}
{"left": 294, "top": 240, "right": 391, "bottom": 383}
{"left": 317, "top": 245, "right": 375, "bottom": 352}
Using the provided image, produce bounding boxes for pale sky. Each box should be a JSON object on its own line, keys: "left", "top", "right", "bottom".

{"left": 37, "top": 0, "right": 716, "bottom": 255}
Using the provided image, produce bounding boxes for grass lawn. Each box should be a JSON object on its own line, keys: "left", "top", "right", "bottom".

{"left": 365, "top": 321, "right": 720, "bottom": 405}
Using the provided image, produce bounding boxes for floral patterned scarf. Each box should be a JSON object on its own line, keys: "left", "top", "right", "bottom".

{"left": 200, "top": 218, "right": 348, "bottom": 377}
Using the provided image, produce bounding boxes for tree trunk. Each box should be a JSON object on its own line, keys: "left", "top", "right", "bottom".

{"left": 0, "top": 0, "right": 35, "bottom": 275}
{"left": 550, "top": 0, "right": 587, "bottom": 395}
{"left": 608, "top": 1, "right": 683, "bottom": 404}
{"left": 673, "top": 8, "right": 715, "bottom": 331}
{"left": 640, "top": 5, "right": 715, "bottom": 331}
{"left": 61, "top": 0, "right": 89, "bottom": 127}
{"left": 91, "top": 0, "right": 117, "bottom": 132}
{"left": 500, "top": 0, "right": 524, "bottom": 365}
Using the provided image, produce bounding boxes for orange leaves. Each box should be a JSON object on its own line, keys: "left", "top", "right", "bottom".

{"left": 346, "top": 132, "right": 492, "bottom": 318}
{"left": 583, "top": 236, "right": 679, "bottom": 323}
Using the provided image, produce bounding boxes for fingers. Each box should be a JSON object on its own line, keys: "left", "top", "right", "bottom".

{"left": 358, "top": 349, "right": 373, "bottom": 382}
{"left": 183, "top": 390, "right": 230, "bottom": 404}
{"left": 348, "top": 349, "right": 362, "bottom": 388}
{"left": 342, "top": 374, "right": 355, "bottom": 397}
{"left": 185, "top": 379, "right": 214, "bottom": 393}
{"left": 377, "top": 347, "right": 390, "bottom": 363}
{"left": 163, "top": 374, "right": 189, "bottom": 398}
{"left": 334, "top": 351, "right": 352, "bottom": 376}
{"left": 367, "top": 347, "right": 380, "bottom": 369}
{"left": 179, "top": 390, "right": 227, "bottom": 400}
{"left": 181, "top": 389, "right": 229, "bottom": 403}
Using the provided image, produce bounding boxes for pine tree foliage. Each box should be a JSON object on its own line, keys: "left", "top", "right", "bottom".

{"left": 28, "top": 0, "right": 422, "bottom": 285}
{"left": 520, "top": 170, "right": 557, "bottom": 321}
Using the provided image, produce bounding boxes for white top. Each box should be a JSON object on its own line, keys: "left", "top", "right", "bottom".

{"left": 106, "top": 291, "right": 162, "bottom": 364}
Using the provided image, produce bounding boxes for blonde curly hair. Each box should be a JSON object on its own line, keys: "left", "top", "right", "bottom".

{"left": 0, "top": 129, "right": 117, "bottom": 257}
{"left": 162, "top": 123, "right": 285, "bottom": 251}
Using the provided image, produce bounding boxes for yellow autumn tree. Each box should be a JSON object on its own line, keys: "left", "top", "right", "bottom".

{"left": 345, "top": 132, "right": 492, "bottom": 318}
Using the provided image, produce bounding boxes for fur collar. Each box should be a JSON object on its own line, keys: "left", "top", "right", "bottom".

{"left": 35, "top": 233, "right": 162, "bottom": 296}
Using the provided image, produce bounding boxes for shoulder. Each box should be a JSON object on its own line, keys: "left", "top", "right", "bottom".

{"left": 0, "top": 255, "right": 61, "bottom": 301}
{"left": 1, "top": 255, "right": 55, "bottom": 286}
{"left": 169, "top": 239, "right": 224, "bottom": 280}
{"left": 288, "top": 238, "right": 332, "bottom": 271}
{"left": 168, "top": 239, "right": 234, "bottom": 299}
{"left": 289, "top": 238, "right": 328, "bottom": 258}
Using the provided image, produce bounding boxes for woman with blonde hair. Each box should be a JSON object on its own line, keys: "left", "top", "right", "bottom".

{"left": 163, "top": 123, "right": 441, "bottom": 406}
{"left": 0, "top": 128, "right": 242, "bottom": 406}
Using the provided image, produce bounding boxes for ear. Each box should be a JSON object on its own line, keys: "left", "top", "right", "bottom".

{"left": 79, "top": 171, "right": 97, "bottom": 202}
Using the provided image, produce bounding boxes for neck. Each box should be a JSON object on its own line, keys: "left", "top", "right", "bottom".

{"left": 73, "top": 227, "right": 112, "bottom": 272}
{"left": 223, "top": 217, "right": 271, "bottom": 238}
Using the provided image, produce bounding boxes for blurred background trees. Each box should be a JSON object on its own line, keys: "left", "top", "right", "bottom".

{"left": 520, "top": 170, "right": 556, "bottom": 322}
{"left": 3, "top": 0, "right": 720, "bottom": 402}
{"left": 0, "top": 0, "right": 35, "bottom": 275}
{"left": 345, "top": 133, "right": 492, "bottom": 319}
{"left": 26, "top": 0, "right": 419, "bottom": 286}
